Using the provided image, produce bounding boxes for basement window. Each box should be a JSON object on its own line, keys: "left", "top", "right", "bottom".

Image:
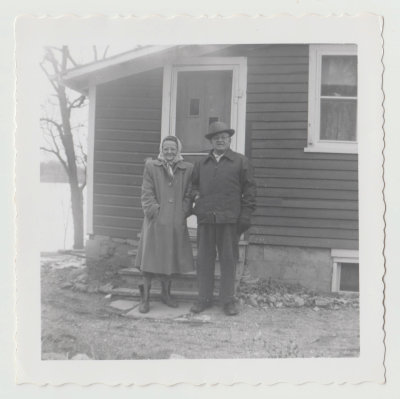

{"left": 331, "top": 249, "right": 359, "bottom": 292}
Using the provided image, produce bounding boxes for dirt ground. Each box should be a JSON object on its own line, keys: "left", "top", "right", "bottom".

{"left": 41, "top": 253, "right": 360, "bottom": 360}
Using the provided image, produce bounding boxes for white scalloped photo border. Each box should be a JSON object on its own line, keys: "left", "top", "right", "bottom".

{"left": 14, "top": 13, "right": 384, "bottom": 386}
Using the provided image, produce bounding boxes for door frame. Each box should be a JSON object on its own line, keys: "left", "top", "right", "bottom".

{"left": 161, "top": 57, "right": 248, "bottom": 155}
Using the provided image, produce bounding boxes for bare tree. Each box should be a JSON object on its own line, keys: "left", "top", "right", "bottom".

{"left": 40, "top": 46, "right": 97, "bottom": 249}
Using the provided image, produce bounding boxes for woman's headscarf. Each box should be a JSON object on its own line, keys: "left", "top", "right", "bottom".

{"left": 157, "top": 136, "right": 184, "bottom": 178}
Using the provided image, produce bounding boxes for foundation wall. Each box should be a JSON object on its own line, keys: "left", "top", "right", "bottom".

{"left": 86, "top": 235, "right": 334, "bottom": 292}
{"left": 246, "top": 244, "right": 333, "bottom": 292}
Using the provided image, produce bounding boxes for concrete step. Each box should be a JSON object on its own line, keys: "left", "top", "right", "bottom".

{"left": 119, "top": 268, "right": 202, "bottom": 292}
{"left": 128, "top": 245, "right": 248, "bottom": 260}
{"left": 116, "top": 262, "right": 245, "bottom": 295}
{"left": 120, "top": 234, "right": 248, "bottom": 296}
{"left": 109, "top": 287, "right": 200, "bottom": 301}
{"left": 108, "top": 286, "right": 240, "bottom": 304}
{"left": 129, "top": 233, "right": 248, "bottom": 261}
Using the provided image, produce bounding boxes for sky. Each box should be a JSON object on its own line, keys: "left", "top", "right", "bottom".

{"left": 39, "top": 44, "right": 135, "bottom": 163}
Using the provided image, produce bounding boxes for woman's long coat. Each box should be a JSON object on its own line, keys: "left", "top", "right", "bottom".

{"left": 135, "top": 159, "right": 194, "bottom": 275}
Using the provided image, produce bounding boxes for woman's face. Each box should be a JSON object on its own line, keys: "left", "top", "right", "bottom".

{"left": 162, "top": 140, "right": 178, "bottom": 162}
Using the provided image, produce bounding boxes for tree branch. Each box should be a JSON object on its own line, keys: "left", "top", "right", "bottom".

{"left": 61, "top": 46, "right": 68, "bottom": 72}
{"left": 49, "top": 129, "right": 64, "bottom": 158}
{"left": 102, "top": 46, "right": 109, "bottom": 59}
{"left": 79, "top": 177, "right": 87, "bottom": 191}
{"left": 40, "top": 61, "right": 59, "bottom": 95}
{"left": 44, "top": 47, "right": 60, "bottom": 75}
{"left": 40, "top": 117, "right": 63, "bottom": 136}
{"left": 40, "top": 117, "right": 67, "bottom": 161}
{"left": 68, "top": 95, "right": 86, "bottom": 110}
{"left": 65, "top": 47, "right": 78, "bottom": 67}
{"left": 40, "top": 45, "right": 88, "bottom": 249}
{"left": 93, "top": 46, "right": 98, "bottom": 61}
{"left": 77, "top": 139, "right": 87, "bottom": 166}
{"left": 40, "top": 147, "right": 69, "bottom": 173}
{"left": 79, "top": 162, "right": 87, "bottom": 191}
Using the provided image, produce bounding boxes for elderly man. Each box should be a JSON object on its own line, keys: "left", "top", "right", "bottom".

{"left": 191, "top": 121, "right": 256, "bottom": 316}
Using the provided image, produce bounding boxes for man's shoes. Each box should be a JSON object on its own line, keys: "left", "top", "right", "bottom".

{"left": 190, "top": 299, "right": 213, "bottom": 314}
{"left": 223, "top": 301, "right": 239, "bottom": 316}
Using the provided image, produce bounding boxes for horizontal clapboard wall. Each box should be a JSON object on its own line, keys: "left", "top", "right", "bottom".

{"left": 93, "top": 69, "right": 162, "bottom": 239}
{"left": 211, "top": 44, "right": 359, "bottom": 250}
{"left": 247, "top": 45, "right": 358, "bottom": 249}
{"left": 91, "top": 44, "right": 358, "bottom": 250}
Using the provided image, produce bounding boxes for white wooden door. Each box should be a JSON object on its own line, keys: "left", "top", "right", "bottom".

{"left": 174, "top": 69, "right": 233, "bottom": 154}
{"left": 161, "top": 58, "right": 248, "bottom": 228}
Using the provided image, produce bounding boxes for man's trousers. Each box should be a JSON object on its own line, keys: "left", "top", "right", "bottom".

{"left": 196, "top": 223, "right": 239, "bottom": 304}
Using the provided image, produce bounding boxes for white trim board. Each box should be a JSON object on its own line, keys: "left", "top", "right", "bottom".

{"left": 331, "top": 248, "right": 359, "bottom": 292}
{"left": 62, "top": 46, "right": 174, "bottom": 90}
{"left": 86, "top": 85, "right": 96, "bottom": 235}
{"left": 161, "top": 57, "right": 248, "bottom": 155}
{"left": 62, "top": 45, "right": 234, "bottom": 93}
{"left": 331, "top": 249, "right": 359, "bottom": 260}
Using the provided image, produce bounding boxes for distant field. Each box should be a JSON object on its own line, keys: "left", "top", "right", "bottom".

{"left": 40, "top": 182, "right": 86, "bottom": 251}
{"left": 40, "top": 161, "right": 85, "bottom": 183}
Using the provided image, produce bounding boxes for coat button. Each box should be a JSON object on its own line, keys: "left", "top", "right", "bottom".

{"left": 168, "top": 182, "right": 172, "bottom": 186}
{"left": 168, "top": 199, "right": 174, "bottom": 203}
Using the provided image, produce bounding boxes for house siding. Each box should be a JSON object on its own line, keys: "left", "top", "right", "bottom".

{"left": 209, "top": 44, "right": 358, "bottom": 250}
{"left": 93, "top": 69, "right": 163, "bottom": 239}
{"left": 91, "top": 44, "right": 358, "bottom": 251}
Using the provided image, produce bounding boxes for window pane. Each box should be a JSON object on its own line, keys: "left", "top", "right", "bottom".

{"left": 175, "top": 70, "right": 232, "bottom": 153}
{"left": 189, "top": 98, "right": 200, "bottom": 116}
{"left": 340, "top": 263, "right": 359, "bottom": 292}
{"left": 321, "top": 55, "right": 357, "bottom": 97}
{"left": 320, "top": 99, "right": 357, "bottom": 141}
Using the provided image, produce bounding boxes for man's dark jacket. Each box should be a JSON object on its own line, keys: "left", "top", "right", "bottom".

{"left": 192, "top": 149, "right": 256, "bottom": 225}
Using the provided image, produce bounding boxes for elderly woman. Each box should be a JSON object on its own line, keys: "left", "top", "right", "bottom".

{"left": 135, "top": 136, "right": 194, "bottom": 313}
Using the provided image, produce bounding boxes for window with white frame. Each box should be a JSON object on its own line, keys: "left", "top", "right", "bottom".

{"left": 306, "top": 44, "right": 358, "bottom": 154}
{"left": 331, "top": 249, "right": 359, "bottom": 292}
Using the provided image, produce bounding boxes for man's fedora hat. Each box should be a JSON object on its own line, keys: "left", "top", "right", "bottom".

{"left": 205, "top": 121, "right": 235, "bottom": 140}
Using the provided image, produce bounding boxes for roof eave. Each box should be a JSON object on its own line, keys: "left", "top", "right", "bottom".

{"left": 61, "top": 44, "right": 234, "bottom": 92}
{"left": 60, "top": 45, "right": 175, "bottom": 92}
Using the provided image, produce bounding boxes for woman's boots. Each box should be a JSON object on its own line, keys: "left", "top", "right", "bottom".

{"left": 138, "top": 277, "right": 151, "bottom": 313}
{"left": 139, "top": 277, "right": 178, "bottom": 312}
{"left": 161, "top": 280, "right": 179, "bottom": 308}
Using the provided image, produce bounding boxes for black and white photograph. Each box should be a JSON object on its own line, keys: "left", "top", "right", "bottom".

{"left": 14, "top": 15, "right": 384, "bottom": 385}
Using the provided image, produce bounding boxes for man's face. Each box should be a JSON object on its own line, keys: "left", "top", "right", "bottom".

{"left": 210, "top": 132, "right": 231, "bottom": 154}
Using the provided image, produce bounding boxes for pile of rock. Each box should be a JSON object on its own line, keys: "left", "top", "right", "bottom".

{"left": 41, "top": 253, "right": 86, "bottom": 270}
{"left": 63, "top": 268, "right": 116, "bottom": 295}
{"left": 40, "top": 254, "right": 118, "bottom": 294}
{"left": 238, "top": 278, "right": 359, "bottom": 310}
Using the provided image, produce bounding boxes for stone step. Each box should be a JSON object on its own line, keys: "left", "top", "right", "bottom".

{"left": 120, "top": 235, "right": 247, "bottom": 296}
{"left": 108, "top": 287, "right": 240, "bottom": 304}
{"left": 129, "top": 233, "right": 248, "bottom": 259}
{"left": 109, "top": 287, "right": 200, "bottom": 301}
{"left": 119, "top": 268, "right": 202, "bottom": 292}
{"left": 117, "top": 263, "right": 244, "bottom": 294}
{"left": 128, "top": 242, "right": 248, "bottom": 261}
